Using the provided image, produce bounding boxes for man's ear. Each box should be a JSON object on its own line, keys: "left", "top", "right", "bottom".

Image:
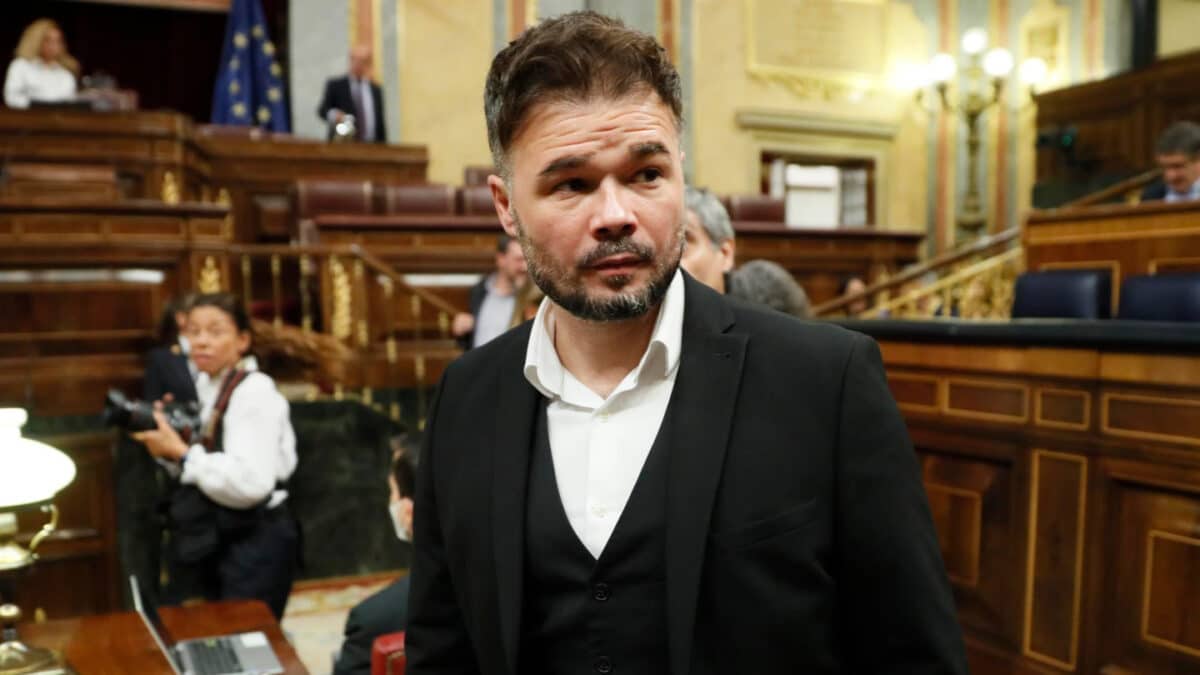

{"left": 488, "top": 174, "right": 519, "bottom": 237}
{"left": 719, "top": 239, "right": 736, "bottom": 272}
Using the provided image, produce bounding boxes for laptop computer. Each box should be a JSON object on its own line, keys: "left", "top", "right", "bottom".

{"left": 129, "top": 575, "right": 285, "bottom": 675}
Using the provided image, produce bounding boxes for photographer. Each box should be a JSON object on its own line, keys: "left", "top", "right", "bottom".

{"left": 132, "top": 293, "right": 299, "bottom": 619}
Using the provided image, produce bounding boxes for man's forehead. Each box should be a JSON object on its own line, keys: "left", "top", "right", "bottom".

{"left": 512, "top": 93, "right": 679, "bottom": 153}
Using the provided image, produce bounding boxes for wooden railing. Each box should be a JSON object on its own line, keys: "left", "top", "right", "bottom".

{"left": 1061, "top": 168, "right": 1161, "bottom": 209}
{"left": 814, "top": 227, "right": 1021, "bottom": 318}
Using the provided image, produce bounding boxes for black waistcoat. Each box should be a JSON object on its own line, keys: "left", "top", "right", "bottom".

{"left": 520, "top": 400, "right": 672, "bottom": 675}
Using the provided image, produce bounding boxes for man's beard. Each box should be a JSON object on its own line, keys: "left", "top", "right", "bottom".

{"left": 512, "top": 210, "right": 683, "bottom": 322}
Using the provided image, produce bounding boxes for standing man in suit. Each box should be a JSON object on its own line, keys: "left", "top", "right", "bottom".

{"left": 317, "top": 45, "right": 387, "bottom": 143}
{"left": 1141, "top": 121, "right": 1200, "bottom": 202}
{"left": 407, "top": 11, "right": 967, "bottom": 675}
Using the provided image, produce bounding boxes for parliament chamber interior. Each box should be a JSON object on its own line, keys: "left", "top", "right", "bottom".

{"left": 1, "top": 0, "right": 1199, "bottom": 674}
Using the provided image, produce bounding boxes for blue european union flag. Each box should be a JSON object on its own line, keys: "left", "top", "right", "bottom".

{"left": 211, "top": 0, "right": 289, "bottom": 132}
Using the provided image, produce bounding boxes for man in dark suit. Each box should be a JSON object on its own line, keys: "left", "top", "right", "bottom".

{"left": 450, "top": 234, "right": 527, "bottom": 350}
{"left": 407, "top": 11, "right": 966, "bottom": 675}
{"left": 333, "top": 444, "right": 417, "bottom": 675}
{"left": 317, "top": 45, "right": 387, "bottom": 143}
{"left": 1140, "top": 120, "right": 1200, "bottom": 202}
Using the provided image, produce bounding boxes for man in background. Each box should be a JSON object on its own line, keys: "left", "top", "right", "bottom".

{"left": 317, "top": 45, "right": 387, "bottom": 143}
{"left": 680, "top": 186, "right": 736, "bottom": 293}
{"left": 450, "top": 234, "right": 527, "bottom": 349}
{"left": 1142, "top": 121, "right": 1200, "bottom": 202}
{"left": 333, "top": 441, "right": 418, "bottom": 675}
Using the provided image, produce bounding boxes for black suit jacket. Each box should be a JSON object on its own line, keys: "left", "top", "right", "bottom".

{"left": 407, "top": 273, "right": 967, "bottom": 675}
{"left": 317, "top": 76, "right": 387, "bottom": 143}
{"left": 1140, "top": 180, "right": 1168, "bottom": 202}
{"left": 143, "top": 344, "right": 197, "bottom": 403}
{"left": 334, "top": 575, "right": 410, "bottom": 675}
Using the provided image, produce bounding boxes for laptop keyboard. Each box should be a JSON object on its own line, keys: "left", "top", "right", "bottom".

{"left": 185, "top": 638, "right": 244, "bottom": 675}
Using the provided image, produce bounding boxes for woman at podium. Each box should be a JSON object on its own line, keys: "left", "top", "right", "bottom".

{"left": 4, "top": 18, "right": 79, "bottom": 109}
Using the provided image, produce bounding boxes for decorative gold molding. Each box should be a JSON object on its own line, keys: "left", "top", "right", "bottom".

{"left": 1034, "top": 388, "right": 1091, "bottom": 432}
{"left": 329, "top": 255, "right": 352, "bottom": 341}
{"left": 735, "top": 108, "right": 898, "bottom": 140}
{"left": 161, "top": 171, "right": 181, "bottom": 204}
{"left": 1022, "top": 449, "right": 1088, "bottom": 672}
{"left": 216, "top": 188, "right": 233, "bottom": 240}
{"left": 888, "top": 372, "right": 942, "bottom": 414}
{"left": 943, "top": 376, "right": 1030, "bottom": 424}
{"left": 1142, "top": 530, "right": 1200, "bottom": 659}
{"left": 1101, "top": 392, "right": 1200, "bottom": 448}
{"left": 742, "top": 0, "right": 888, "bottom": 100}
{"left": 197, "top": 255, "right": 222, "bottom": 293}
{"left": 1149, "top": 256, "right": 1200, "bottom": 274}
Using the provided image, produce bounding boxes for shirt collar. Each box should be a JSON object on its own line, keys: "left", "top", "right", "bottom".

{"left": 523, "top": 268, "right": 685, "bottom": 402}
{"left": 1167, "top": 179, "right": 1200, "bottom": 202}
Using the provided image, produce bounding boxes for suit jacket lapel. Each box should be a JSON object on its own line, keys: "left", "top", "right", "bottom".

{"left": 665, "top": 276, "right": 747, "bottom": 675}
{"left": 170, "top": 351, "right": 198, "bottom": 402}
{"left": 490, "top": 324, "right": 539, "bottom": 675}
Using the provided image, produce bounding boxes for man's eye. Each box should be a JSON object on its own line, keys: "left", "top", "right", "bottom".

{"left": 635, "top": 167, "right": 663, "bottom": 182}
{"left": 555, "top": 178, "right": 588, "bottom": 192}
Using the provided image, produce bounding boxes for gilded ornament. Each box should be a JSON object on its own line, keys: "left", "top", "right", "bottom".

{"left": 198, "top": 256, "right": 222, "bottom": 293}
{"left": 161, "top": 171, "right": 180, "bottom": 204}
{"left": 329, "top": 256, "right": 353, "bottom": 341}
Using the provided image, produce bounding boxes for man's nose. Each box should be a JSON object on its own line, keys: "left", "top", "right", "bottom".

{"left": 589, "top": 177, "right": 635, "bottom": 240}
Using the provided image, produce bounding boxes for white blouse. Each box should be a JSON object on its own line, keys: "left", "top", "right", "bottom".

{"left": 172, "top": 369, "right": 298, "bottom": 510}
{"left": 4, "top": 58, "right": 77, "bottom": 109}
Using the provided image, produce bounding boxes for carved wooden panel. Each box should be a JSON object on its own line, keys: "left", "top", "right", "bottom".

{"left": 1102, "top": 391, "right": 1200, "bottom": 448}
{"left": 918, "top": 448, "right": 1021, "bottom": 648}
{"left": 1035, "top": 388, "right": 1091, "bottom": 432}
{"left": 1098, "top": 460, "right": 1200, "bottom": 673}
{"left": 946, "top": 378, "right": 1030, "bottom": 424}
{"left": 1023, "top": 450, "right": 1087, "bottom": 671}
{"left": 888, "top": 371, "right": 940, "bottom": 413}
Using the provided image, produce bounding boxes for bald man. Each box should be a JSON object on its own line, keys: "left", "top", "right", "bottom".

{"left": 317, "top": 45, "right": 387, "bottom": 143}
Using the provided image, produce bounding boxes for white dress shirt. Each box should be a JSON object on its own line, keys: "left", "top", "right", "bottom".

{"left": 4, "top": 58, "right": 76, "bottom": 109}
{"left": 169, "top": 366, "right": 297, "bottom": 510}
{"left": 472, "top": 274, "right": 516, "bottom": 348}
{"left": 355, "top": 77, "right": 375, "bottom": 141}
{"left": 523, "top": 269, "right": 685, "bottom": 559}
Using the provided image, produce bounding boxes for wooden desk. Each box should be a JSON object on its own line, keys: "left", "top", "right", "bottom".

{"left": 841, "top": 319, "right": 1200, "bottom": 675}
{"left": 18, "top": 600, "right": 308, "bottom": 675}
{"left": 0, "top": 109, "right": 429, "bottom": 242}
{"left": 1025, "top": 198, "right": 1200, "bottom": 309}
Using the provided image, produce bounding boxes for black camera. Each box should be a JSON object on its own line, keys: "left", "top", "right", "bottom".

{"left": 102, "top": 389, "right": 203, "bottom": 439}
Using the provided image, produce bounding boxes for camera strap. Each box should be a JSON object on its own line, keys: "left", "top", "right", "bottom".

{"left": 200, "top": 367, "right": 251, "bottom": 451}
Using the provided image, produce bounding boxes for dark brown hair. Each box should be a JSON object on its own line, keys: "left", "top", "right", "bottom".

{"left": 484, "top": 11, "right": 683, "bottom": 174}
{"left": 190, "top": 292, "right": 253, "bottom": 334}
{"left": 1156, "top": 121, "right": 1200, "bottom": 158}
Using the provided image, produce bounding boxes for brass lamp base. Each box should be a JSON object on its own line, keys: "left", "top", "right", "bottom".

{"left": 0, "top": 604, "right": 73, "bottom": 675}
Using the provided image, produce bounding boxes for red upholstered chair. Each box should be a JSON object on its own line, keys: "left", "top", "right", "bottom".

{"left": 462, "top": 165, "right": 496, "bottom": 186}
{"left": 292, "top": 178, "right": 374, "bottom": 222}
{"left": 726, "top": 194, "right": 785, "bottom": 222}
{"left": 457, "top": 184, "right": 496, "bottom": 216}
{"left": 380, "top": 183, "right": 457, "bottom": 215}
{"left": 371, "top": 631, "right": 406, "bottom": 675}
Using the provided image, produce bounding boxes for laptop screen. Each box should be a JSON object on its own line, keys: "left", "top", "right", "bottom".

{"left": 129, "top": 575, "right": 184, "bottom": 675}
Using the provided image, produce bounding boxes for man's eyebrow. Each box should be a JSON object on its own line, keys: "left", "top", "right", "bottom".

{"left": 630, "top": 142, "right": 669, "bottom": 158}
{"left": 538, "top": 153, "right": 593, "bottom": 178}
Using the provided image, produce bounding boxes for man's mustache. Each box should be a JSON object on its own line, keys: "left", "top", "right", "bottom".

{"left": 577, "top": 239, "right": 654, "bottom": 269}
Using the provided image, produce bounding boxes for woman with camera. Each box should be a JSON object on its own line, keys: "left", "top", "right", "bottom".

{"left": 133, "top": 293, "right": 299, "bottom": 619}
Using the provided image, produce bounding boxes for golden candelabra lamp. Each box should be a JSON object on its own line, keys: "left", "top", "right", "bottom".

{"left": 911, "top": 28, "right": 1047, "bottom": 238}
{"left": 0, "top": 408, "right": 77, "bottom": 675}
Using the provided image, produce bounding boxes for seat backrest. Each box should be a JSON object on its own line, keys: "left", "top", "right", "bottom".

{"left": 1118, "top": 273, "right": 1200, "bottom": 321}
{"left": 458, "top": 184, "right": 496, "bottom": 216}
{"left": 463, "top": 165, "right": 496, "bottom": 186}
{"left": 1012, "top": 269, "right": 1112, "bottom": 319}
{"left": 380, "top": 183, "right": 457, "bottom": 215}
{"left": 371, "top": 631, "right": 406, "bottom": 675}
{"left": 726, "top": 194, "right": 785, "bottom": 222}
{"left": 292, "top": 178, "right": 374, "bottom": 222}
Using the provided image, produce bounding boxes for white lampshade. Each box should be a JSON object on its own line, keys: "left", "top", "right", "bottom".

{"left": 929, "top": 53, "right": 957, "bottom": 83}
{"left": 961, "top": 28, "right": 988, "bottom": 56}
{"left": 1019, "top": 57, "right": 1049, "bottom": 86}
{"left": 0, "top": 409, "right": 76, "bottom": 510}
{"left": 983, "top": 48, "right": 1015, "bottom": 77}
